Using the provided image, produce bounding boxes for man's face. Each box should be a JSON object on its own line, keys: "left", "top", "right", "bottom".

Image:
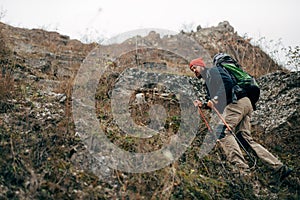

{"left": 190, "top": 65, "right": 204, "bottom": 78}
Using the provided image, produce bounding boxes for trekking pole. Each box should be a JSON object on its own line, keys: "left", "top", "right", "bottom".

{"left": 197, "top": 106, "right": 213, "bottom": 133}
{"left": 195, "top": 102, "right": 230, "bottom": 178}
{"left": 210, "top": 104, "right": 257, "bottom": 167}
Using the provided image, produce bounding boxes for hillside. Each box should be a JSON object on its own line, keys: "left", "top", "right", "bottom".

{"left": 0, "top": 21, "right": 299, "bottom": 199}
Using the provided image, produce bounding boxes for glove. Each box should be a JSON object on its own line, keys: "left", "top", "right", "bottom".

{"left": 194, "top": 99, "right": 210, "bottom": 109}
{"left": 193, "top": 100, "right": 203, "bottom": 107}
{"left": 206, "top": 96, "right": 218, "bottom": 109}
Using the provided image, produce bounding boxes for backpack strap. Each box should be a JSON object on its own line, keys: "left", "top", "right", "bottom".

{"left": 217, "top": 64, "right": 246, "bottom": 104}
{"left": 217, "top": 64, "right": 238, "bottom": 84}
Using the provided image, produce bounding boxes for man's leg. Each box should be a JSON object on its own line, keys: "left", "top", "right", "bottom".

{"left": 219, "top": 133, "right": 249, "bottom": 169}
{"left": 238, "top": 122, "right": 292, "bottom": 182}
{"left": 218, "top": 97, "right": 252, "bottom": 170}
{"left": 235, "top": 103, "right": 283, "bottom": 170}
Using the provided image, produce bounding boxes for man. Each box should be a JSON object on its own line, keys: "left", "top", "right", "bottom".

{"left": 189, "top": 55, "right": 292, "bottom": 181}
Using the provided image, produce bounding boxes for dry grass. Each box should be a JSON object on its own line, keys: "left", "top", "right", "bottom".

{"left": 0, "top": 30, "right": 13, "bottom": 102}
{"left": 0, "top": 70, "right": 14, "bottom": 101}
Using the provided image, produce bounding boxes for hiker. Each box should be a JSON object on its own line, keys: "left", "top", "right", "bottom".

{"left": 189, "top": 55, "right": 292, "bottom": 181}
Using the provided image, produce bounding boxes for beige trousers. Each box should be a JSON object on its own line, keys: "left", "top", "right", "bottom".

{"left": 219, "top": 97, "right": 283, "bottom": 170}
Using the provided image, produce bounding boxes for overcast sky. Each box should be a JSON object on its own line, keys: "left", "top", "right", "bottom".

{"left": 1, "top": 0, "right": 299, "bottom": 49}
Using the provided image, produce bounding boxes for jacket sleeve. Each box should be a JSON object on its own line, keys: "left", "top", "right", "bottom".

{"left": 205, "top": 67, "right": 235, "bottom": 111}
{"left": 204, "top": 84, "right": 211, "bottom": 101}
{"left": 216, "top": 67, "right": 235, "bottom": 99}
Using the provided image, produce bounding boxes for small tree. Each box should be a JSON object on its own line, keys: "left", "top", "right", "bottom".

{"left": 0, "top": 6, "right": 7, "bottom": 21}
{"left": 80, "top": 27, "right": 105, "bottom": 44}
{"left": 285, "top": 46, "right": 300, "bottom": 71}
{"left": 180, "top": 22, "right": 195, "bottom": 33}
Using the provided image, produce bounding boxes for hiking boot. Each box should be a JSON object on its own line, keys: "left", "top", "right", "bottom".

{"left": 274, "top": 165, "right": 293, "bottom": 181}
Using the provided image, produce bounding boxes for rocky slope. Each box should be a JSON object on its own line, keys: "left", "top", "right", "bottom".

{"left": 0, "top": 21, "right": 299, "bottom": 199}
{"left": 188, "top": 21, "right": 283, "bottom": 77}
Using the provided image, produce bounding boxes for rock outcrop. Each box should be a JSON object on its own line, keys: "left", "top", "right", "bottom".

{"left": 252, "top": 71, "right": 299, "bottom": 157}
{"left": 189, "top": 21, "right": 283, "bottom": 77}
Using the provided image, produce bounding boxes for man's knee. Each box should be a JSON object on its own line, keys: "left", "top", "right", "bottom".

{"left": 215, "top": 124, "right": 226, "bottom": 139}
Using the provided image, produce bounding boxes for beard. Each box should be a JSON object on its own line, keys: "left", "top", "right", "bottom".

{"left": 196, "top": 72, "right": 202, "bottom": 79}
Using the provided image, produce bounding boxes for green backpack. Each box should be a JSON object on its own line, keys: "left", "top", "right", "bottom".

{"left": 213, "top": 53, "right": 260, "bottom": 110}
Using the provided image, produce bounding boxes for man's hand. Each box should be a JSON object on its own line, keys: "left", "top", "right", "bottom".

{"left": 194, "top": 97, "right": 218, "bottom": 109}
{"left": 206, "top": 100, "right": 214, "bottom": 108}
{"left": 193, "top": 100, "right": 203, "bottom": 107}
{"left": 207, "top": 97, "right": 218, "bottom": 109}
